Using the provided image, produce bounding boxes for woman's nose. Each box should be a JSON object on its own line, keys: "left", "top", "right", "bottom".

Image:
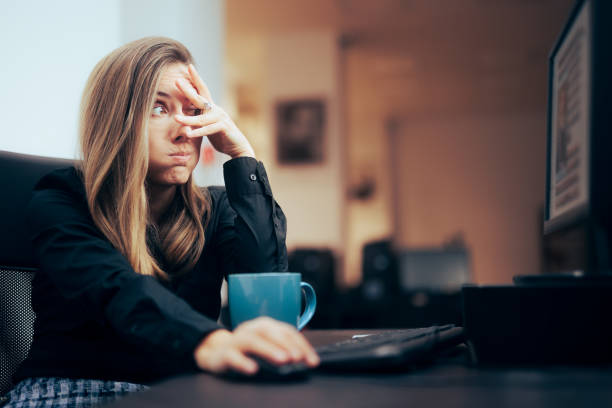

{"left": 173, "top": 123, "right": 192, "bottom": 143}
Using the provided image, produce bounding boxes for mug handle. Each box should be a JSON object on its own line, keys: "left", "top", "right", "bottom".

{"left": 297, "top": 282, "right": 317, "bottom": 330}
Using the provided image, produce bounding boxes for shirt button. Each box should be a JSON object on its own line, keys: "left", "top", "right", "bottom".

{"left": 249, "top": 174, "right": 257, "bottom": 181}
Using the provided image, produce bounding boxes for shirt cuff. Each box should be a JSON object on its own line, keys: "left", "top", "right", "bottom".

{"left": 223, "top": 157, "right": 272, "bottom": 198}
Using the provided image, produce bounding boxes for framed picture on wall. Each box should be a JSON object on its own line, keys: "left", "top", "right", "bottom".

{"left": 275, "top": 98, "right": 326, "bottom": 165}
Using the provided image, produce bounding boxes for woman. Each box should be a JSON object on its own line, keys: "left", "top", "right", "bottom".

{"left": 4, "top": 37, "right": 318, "bottom": 407}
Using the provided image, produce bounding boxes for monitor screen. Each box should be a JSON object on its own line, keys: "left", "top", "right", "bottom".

{"left": 547, "top": 0, "right": 591, "bottom": 224}
{"left": 398, "top": 249, "right": 470, "bottom": 291}
{"left": 541, "top": 0, "right": 612, "bottom": 276}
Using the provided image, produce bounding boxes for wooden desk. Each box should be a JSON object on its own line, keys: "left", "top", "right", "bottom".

{"left": 109, "top": 330, "right": 612, "bottom": 408}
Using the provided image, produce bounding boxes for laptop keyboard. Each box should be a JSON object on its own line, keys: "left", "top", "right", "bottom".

{"left": 224, "top": 325, "right": 464, "bottom": 381}
{"left": 315, "top": 325, "right": 463, "bottom": 367}
{"left": 316, "top": 325, "right": 454, "bottom": 357}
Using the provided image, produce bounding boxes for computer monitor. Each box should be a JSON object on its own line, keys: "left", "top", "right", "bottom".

{"left": 543, "top": 0, "right": 612, "bottom": 276}
{"left": 398, "top": 249, "right": 470, "bottom": 292}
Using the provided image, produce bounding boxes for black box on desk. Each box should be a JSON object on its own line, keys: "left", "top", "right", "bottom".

{"left": 462, "top": 284, "right": 612, "bottom": 364}
{"left": 337, "top": 287, "right": 463, "bottom": 329}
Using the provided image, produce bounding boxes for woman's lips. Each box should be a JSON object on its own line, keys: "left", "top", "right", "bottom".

{"left": 170, "top": 152, "right": 191, "bottom": 164}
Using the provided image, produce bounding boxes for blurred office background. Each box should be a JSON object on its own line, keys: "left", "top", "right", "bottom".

{"left": 0, "top": 0, "right": 575, "bottom": 327}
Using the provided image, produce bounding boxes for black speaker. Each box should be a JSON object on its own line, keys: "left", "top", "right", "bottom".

{"left": 288, "top": 248, "right": 338, "bottom": 328}
{"left": 361, "top": 240, "right": 399, "bottom": 302}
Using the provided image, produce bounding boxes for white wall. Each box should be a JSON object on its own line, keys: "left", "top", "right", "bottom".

{"left": 121, "top": 0, "right": 224, "bottom": 103}
{"left": 395, "top": 113, "right": 546, "bottom": 283}
{"left": 264, "top": 32, "right": 344, "bottom": 252}
{"left": 0, "top": 1, "right": 122, "bottom": 159}
{"left": 0, "top": 0, "right": 225, "bottom": 187}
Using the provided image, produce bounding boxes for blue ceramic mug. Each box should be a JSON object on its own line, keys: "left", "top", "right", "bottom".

{"left": 228, "top": 273, "right": 316, "bottom": 330}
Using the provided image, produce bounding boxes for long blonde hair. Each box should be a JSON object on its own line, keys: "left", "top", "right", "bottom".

{"left": 78, "top": 37, "right": 210, "bottom": 280}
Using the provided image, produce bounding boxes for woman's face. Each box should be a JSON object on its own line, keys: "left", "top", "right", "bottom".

{"left": 147, "top": 62, "right": 203, "bottom": 186}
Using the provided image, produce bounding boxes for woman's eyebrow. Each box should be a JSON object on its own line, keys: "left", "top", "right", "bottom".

{"left": 157, "top": 88, "right": 192, "bottom": 104}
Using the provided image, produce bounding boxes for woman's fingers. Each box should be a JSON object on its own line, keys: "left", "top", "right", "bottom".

{"left": 240, "top": 334, "right": 291, "bottom": 365}
{"left": 224, "top": 349, "right": 258, "bottom": 374}
{"left": 258, "top": 324, "right": 319, "bottom": 365}
{"left": 175, "top": 110, "right": 221, "bottom": 127}
{"left": 258, "top": 327, "right": 301, "bottom": 360}
{"left": 175, "top": 109, "right": 225, "bottom": 138}
{"left": 285, "top": 330, "right": 320, "bottom": 366}
{"left": 186, "top": 123, "right": 224, "bottom": 138}
{"left": 281, "top": 329, "right": 319, "bottom": 366}
{"left": 238, "top": 318, "right": 320, "bottom": 366}
{"left": 175, "top": 78, "right": 208, "bottom": 108}
{"left": 188, "top": 64, "right": 214, "bottom": 102}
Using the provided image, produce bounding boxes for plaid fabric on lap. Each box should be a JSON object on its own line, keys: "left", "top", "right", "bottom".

{"left": 2, "top": 377, "right": 149, "bottom": 408}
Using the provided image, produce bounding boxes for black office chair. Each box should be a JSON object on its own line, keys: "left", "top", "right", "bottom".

{"left": 0, "top": 150, "right": 73, "bottom": 398}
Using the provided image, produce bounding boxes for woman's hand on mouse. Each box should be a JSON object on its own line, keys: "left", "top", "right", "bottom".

{"left": 174, "top": 64, "right": 255, "bottom": 159}
{"left": 193, "top": 317, "right": 320, "bottom": 375}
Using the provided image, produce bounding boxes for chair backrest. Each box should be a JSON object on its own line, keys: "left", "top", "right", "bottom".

{"left": 0, "top": 150, "right": 74, "bottom": 396}
{"left": 0, "top": 267, "right": 36, "bottom": 397}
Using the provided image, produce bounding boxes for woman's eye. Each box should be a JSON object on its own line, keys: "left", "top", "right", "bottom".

{"left": 152, "top": 105, "right": 165, "bottom": 117}
{"left": 187, "top": 107, "right": 202, "bottom": 116}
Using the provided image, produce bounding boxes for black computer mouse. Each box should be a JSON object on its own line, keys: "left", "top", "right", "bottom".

{"left": 223, "top": 355, "right": 311, "bottom": 382}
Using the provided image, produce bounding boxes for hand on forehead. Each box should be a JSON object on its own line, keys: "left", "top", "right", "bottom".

{"left": 157, "top": 63, "right": 197, "bottom": 102}
{"left": 158, "top": 63, "right": 213, "bottom": 106}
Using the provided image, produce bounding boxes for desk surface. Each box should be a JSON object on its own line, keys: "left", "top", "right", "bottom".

{"left": 110, "top": 330, "right": 612, "bottom": 408}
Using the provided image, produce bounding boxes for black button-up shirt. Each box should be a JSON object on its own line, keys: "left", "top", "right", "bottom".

{"left": 14, "top": 157, "right": 288, "bottom": 384}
